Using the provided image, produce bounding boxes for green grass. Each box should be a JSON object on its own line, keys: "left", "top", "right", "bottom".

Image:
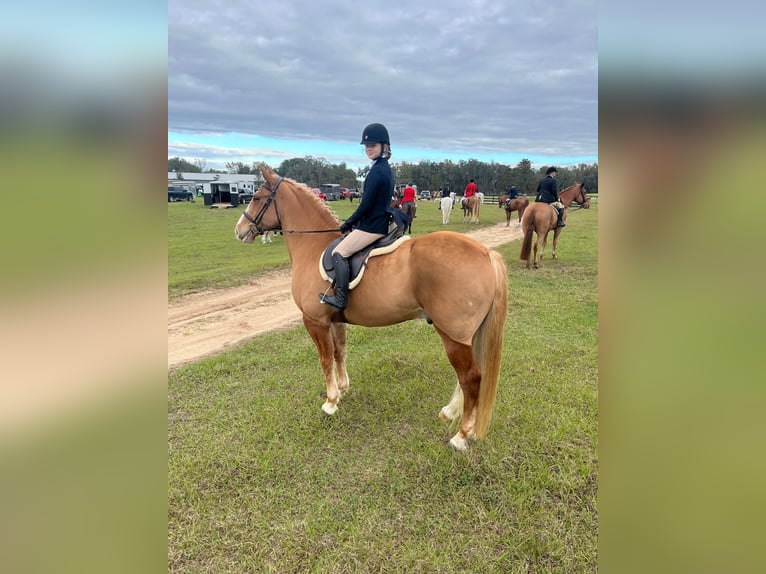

{"left": 168, "top": 205, "right": 598, "bottom": 572}
{"left": 168, "top": 198, "right": 508, "bottom": 299}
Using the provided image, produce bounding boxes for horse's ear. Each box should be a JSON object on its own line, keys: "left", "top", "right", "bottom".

{"left": 259, "top": 163, "right": 277, "bottom": 184}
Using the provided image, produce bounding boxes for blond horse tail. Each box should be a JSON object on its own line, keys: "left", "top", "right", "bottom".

{"left": 520, "top": 212, "right": 534, "bottom": 261}
{"left": 471, "top": 250, "right": 507, "bottom": 439}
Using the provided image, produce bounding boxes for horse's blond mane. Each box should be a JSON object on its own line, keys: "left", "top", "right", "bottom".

{"left": 282, "top": 177, "right": 341, "bottom": 224}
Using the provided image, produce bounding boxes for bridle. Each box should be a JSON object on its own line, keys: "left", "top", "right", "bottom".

{"left": 240, "top": 177, "right": 342, "bottom": 239}
{"left": 241, "top": 176, "right": 283, "bottom": 237}
{"left": 564, "top": 184, "right": 589, "bottom": 211}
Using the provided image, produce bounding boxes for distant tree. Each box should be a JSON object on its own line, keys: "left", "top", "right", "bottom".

{"left": 193, "top": 158, "right": 207, "bottom": 172}
{"left": 513, "top": 159, "right": 537, "bottom": 195}
{"left": 226, "top": 161, "right": 252, "bottom": 174}
{"left": 168, "top": 157, "right": 200, "bottom": 173}
{"left": 277, "top": 156, "right": 356, "bottom": 188}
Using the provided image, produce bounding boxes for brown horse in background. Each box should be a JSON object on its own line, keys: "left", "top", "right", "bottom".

{"left": 236, "top": 164, "right": 507, "bottom": 451}
{"left": 519, "top": 182, "right": 590, "bottom": 269}
{"left": 461, "top": 195, "right": 481, "bottom": 223}
{"left": 498, "top": 196, "right": 529, "bottom": 226}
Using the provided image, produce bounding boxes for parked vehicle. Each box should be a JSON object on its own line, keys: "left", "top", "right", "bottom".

{"left": 168, "top": 185, "right": 194, "bottom": 202}
{"left": 420, "top": 190, "right": 431, "bottom": 200}
{"left": 320, "top": 183, "right": 341, "bottom": 201}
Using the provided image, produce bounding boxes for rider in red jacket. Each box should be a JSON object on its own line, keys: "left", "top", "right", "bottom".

{"left": 464, "top": 179, "right": 477, "bottom": 198}
{"left": 401, "top": 184, "right": 416, "bottom": 205}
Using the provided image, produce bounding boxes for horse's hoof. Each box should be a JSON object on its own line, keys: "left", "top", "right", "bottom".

{"left": 438, "top": 406, "right": 457, "bottom": 420}
{"left": 321, "top": 401, "right": 338, "bottom": 415}
{"left": 448, "top": 433, "right": 469, "bottom": 451}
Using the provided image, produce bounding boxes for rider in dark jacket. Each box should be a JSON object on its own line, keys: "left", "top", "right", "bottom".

{"left": 319, "top": 123, "right": 395, "bottom": 312}
{"left": 535, "top": 166, "right": 566, "bottom": 227}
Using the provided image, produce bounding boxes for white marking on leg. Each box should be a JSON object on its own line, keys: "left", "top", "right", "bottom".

{"left": 322, "top": 370, "right": 340, "bottom": 414}
{"left": 439, "top": 383, "right": 463, "bottom": 420}
{"left": 338, "top": 370, "right": 350, "bottom": 396}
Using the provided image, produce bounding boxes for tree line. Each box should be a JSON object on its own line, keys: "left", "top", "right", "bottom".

{"left": 168, "top": 156, "right": 598, "bottom": 196}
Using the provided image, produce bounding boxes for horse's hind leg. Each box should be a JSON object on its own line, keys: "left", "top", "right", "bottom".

{"left": 551, "top": 228, "right": 562, "bottom": 260}
{"left": 434, "top": 328, "right": 480, "bottom": 451}
{"left": 331, "top": 322, "right": 350, "bottom": 396}
{"left": 303, "top": 315, "right": 341, "bottom": 414}
{"left": 539, "top": 230, "right": 550, "bottom": 262}
{"left": 534, "top": 233, "right": 544, "bottom": 269}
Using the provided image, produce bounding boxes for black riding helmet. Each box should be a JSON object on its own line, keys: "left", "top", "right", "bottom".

{"left": 360, "top": 123, "right": 390, "bottom": 145}
{"left": 546, "top": 166, "right": 558, "bottom": 175}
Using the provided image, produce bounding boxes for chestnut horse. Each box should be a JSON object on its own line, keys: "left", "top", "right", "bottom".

{"left": 461, "top": 195, "right": 481, "bottom": 223}
{"left": 236, "top": 165, "right": 507, "bottom": 451}
{"left": 519, "top": 182, "right": 590, "bottom": 269}
{"left": 498, "top": 195, "right": 529, "bottom": 226}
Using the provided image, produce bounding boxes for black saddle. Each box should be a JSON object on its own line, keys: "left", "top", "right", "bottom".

{"left": 321, "top": 223, "right": 408, "bottom": 286}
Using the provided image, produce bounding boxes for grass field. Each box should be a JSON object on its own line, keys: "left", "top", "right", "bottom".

{"left": 168, "top": 201, "right": 598, "bottom": 572}
{"left": 168, "top": 197, "right": 509, "bottom": 299}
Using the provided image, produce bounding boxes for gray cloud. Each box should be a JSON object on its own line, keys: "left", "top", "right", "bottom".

{"left": 169, "top": 0, "right": 597, "bottom": 162}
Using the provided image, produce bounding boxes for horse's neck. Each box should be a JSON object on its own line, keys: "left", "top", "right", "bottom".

{"left": 278, "top": 189, "right": 339, "bottom": 262}
{"left": 559, "top": 185, "right": 579, "bottom": 206}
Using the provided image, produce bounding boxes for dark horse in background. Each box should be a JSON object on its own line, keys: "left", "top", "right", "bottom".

{"left": 498, "top": 194, "right": 530, "bottom": 226}
{"left": 391, "top": 197, "right": 416, "bottom": 234}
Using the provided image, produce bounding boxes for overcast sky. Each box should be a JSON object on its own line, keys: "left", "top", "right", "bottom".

{"left": 168, "top": 0, "right": 598, "bottom": 171}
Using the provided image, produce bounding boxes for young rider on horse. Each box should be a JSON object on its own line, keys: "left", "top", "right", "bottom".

{"left": 535, "top": 166, "right": 566, "bottom": 227}
{"left": 319, "top": 123, "right": 395, "bottom": 312}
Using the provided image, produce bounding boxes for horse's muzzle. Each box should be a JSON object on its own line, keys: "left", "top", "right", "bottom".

{"left": 235, "top": 225, "right": 256, "bottom": 243}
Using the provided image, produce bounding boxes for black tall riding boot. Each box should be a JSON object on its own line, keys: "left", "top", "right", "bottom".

{"left": 319, "top": 253, "right": 350, "bottom": 311}
{"left": 556, "top": 207, "right": 566, "bottom": 227}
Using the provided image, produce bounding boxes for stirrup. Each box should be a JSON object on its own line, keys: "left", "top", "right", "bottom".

{"left": 319, "top": 293, "right": 345, "bottom": 311}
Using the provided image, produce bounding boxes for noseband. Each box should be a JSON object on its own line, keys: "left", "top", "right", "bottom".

{"left": 241, "top": 176, "right": 284, "bottom": 237}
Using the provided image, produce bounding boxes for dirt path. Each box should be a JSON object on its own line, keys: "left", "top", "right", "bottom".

{"left": 168, "top": 221, "right": 524, "bottom": 369}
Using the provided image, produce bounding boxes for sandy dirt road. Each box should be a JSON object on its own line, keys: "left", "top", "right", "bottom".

{"left": 168, "top": 221, "right": 524, "bottom": 369}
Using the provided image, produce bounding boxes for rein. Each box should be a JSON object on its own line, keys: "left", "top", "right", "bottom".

{"left": 241, "top": 177, "right": 341, "bottom": 236}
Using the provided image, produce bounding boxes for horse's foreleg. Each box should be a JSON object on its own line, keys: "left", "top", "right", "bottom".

{"left": 435, "top": 329, "right": 480, "bottom": 451}
{"left": 331, "top": 322, "right": 350, "bottom": 396}
{"left": 505, "top": 209, "right": 510, "bottom": 227}
{"left": 303, "top": 315, "right": 340, "bottom": 414}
